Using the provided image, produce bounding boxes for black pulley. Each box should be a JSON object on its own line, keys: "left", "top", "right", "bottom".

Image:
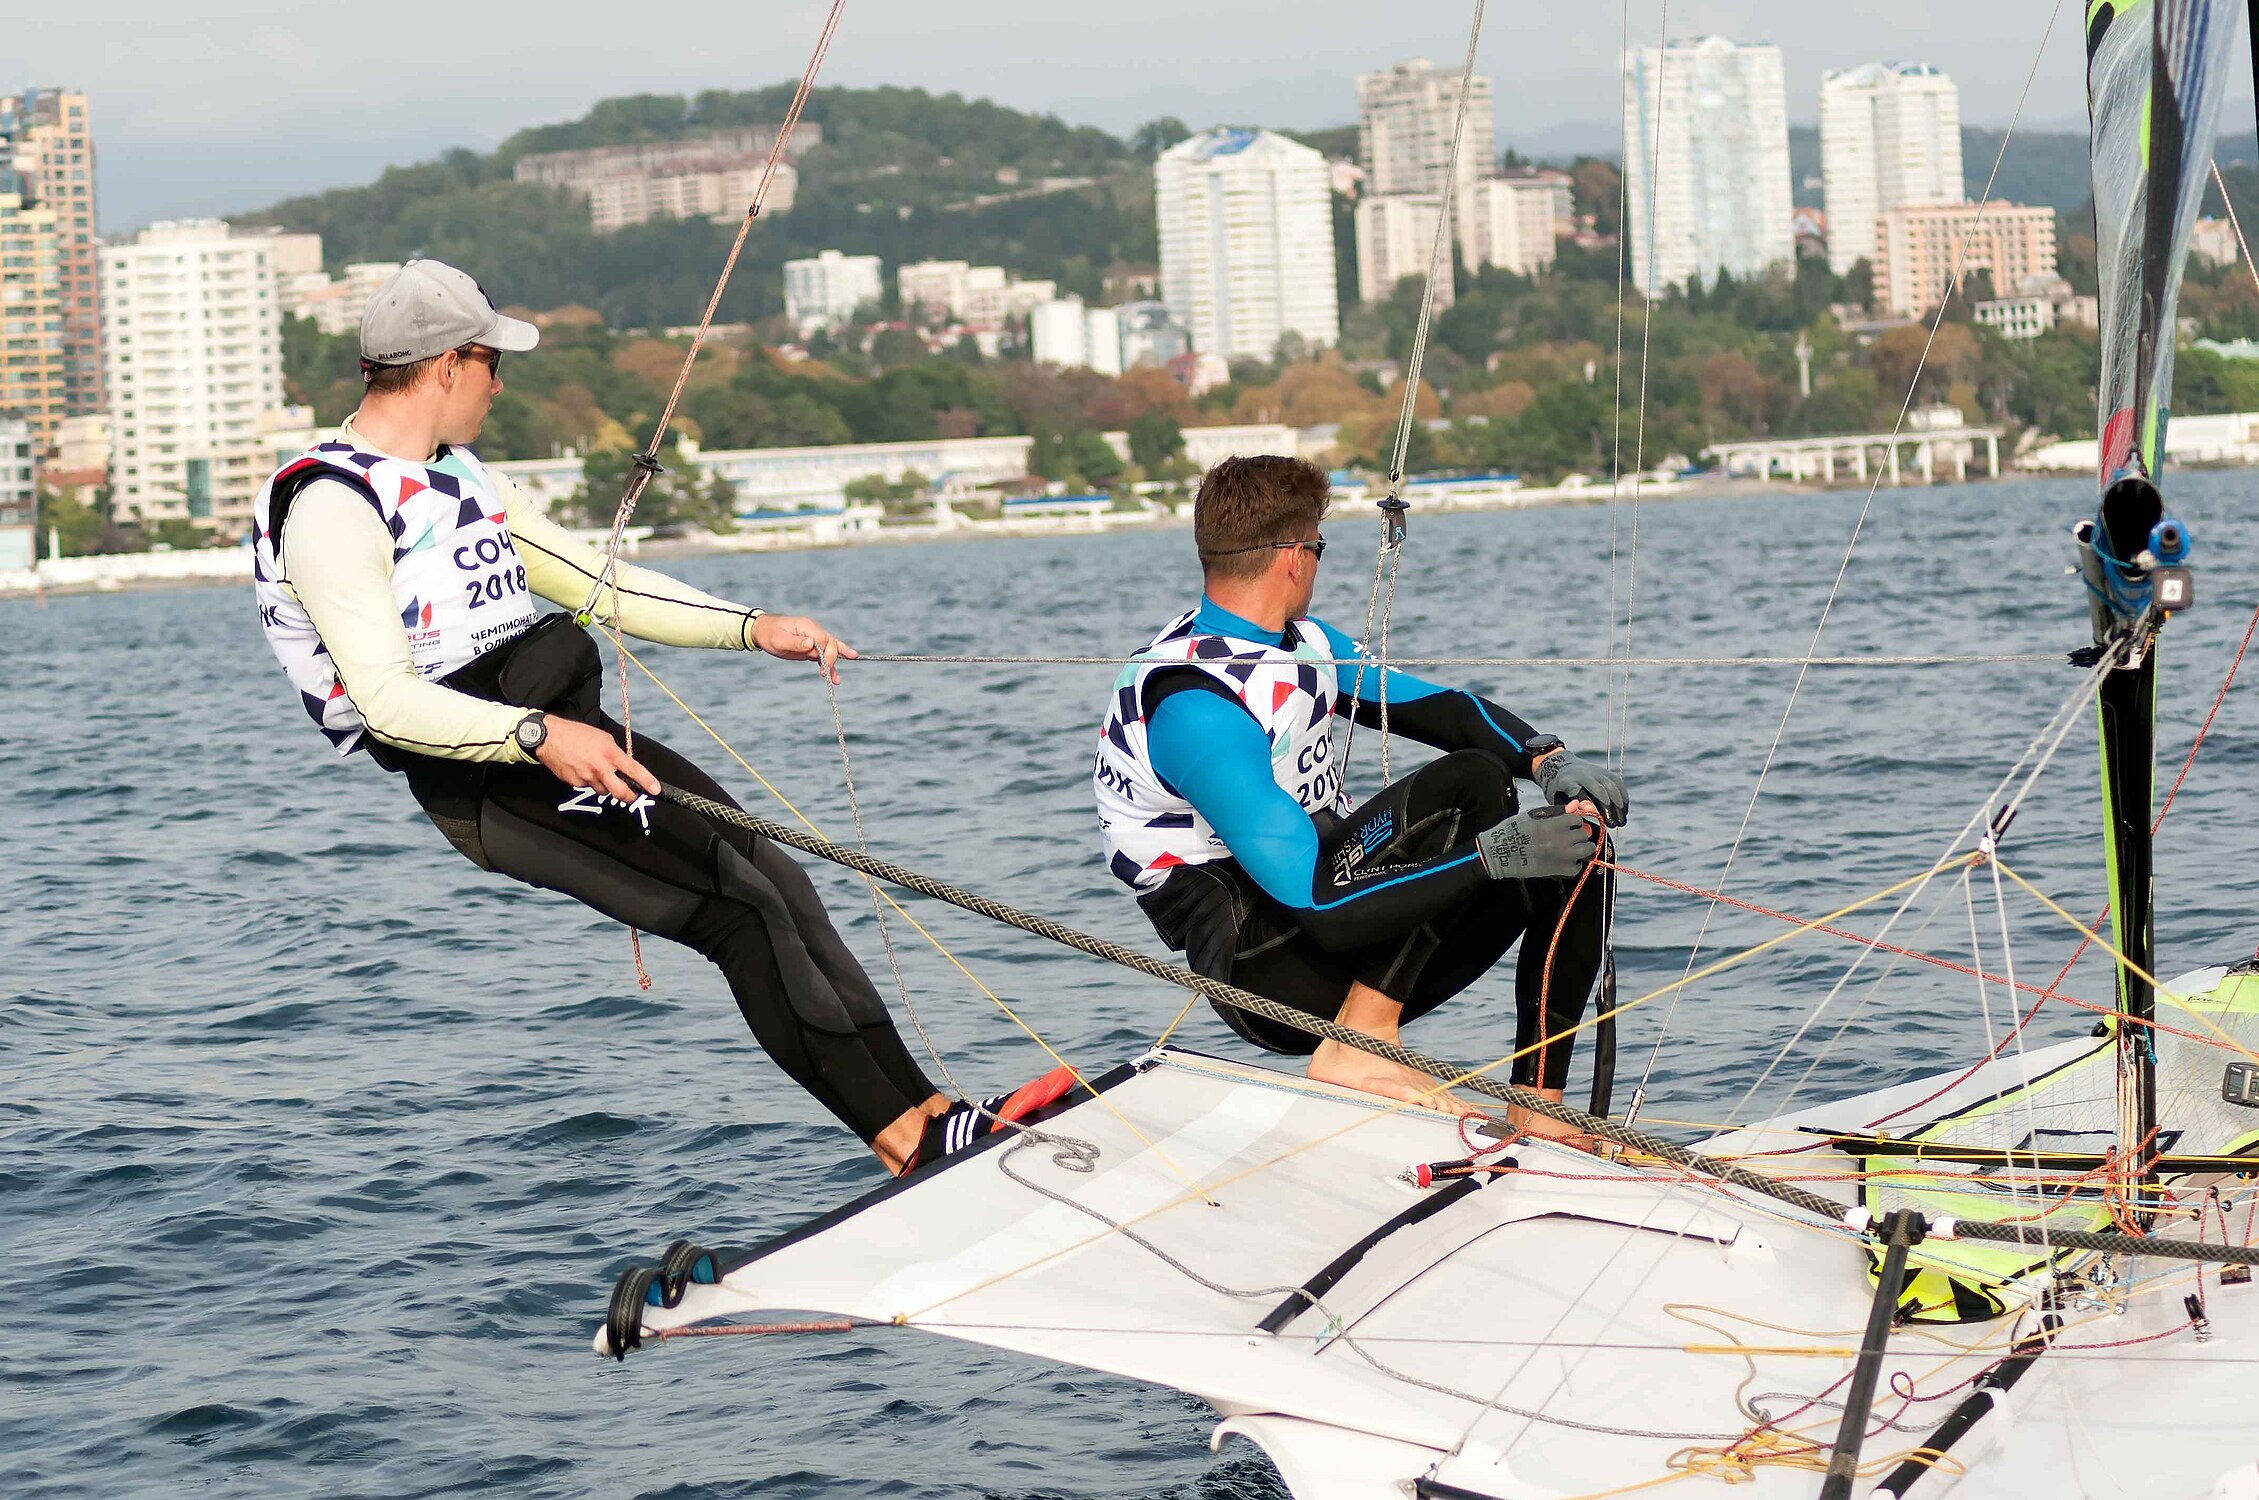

{"left": 605, "top": 1265, "right": 659, "bottom": 1361}
{"left": 657, "top": 1238, "right": 720, "bottom": 1307}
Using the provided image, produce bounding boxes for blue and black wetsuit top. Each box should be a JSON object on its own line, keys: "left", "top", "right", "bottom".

{"left": 1135, "top": 598, "right": 1544, "bottom": 951}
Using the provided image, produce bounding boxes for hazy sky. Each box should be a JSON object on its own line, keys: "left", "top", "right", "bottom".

{"left": 24, "top": 0, "right": 2255, "bottom": 231}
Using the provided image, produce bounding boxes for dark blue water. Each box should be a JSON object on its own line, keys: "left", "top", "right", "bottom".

{"left": 8, "top": 476, "right": 2258, "bottom": 1498}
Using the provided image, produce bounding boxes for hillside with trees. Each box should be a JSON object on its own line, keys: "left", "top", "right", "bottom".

{"left": 246, "top": 84, "right": 1158, "bottom": 325}
{"left": 268, "top": 89, "right": 2259, "bottom": 498}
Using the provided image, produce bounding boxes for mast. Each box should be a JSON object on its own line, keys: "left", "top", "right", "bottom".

{"left": 2078, "top": 0, "right": 2234, "bottom": 1170}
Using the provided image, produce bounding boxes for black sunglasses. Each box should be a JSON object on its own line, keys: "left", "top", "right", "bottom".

{"left": 1207, "top": 535, "right": 1327, "bottom": 560}
{"left": 456, "top": 345, "right": 503, "bottom": 375}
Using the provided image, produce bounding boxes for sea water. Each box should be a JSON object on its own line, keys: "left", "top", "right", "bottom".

{"left": 8, "top": 474, "right": 2259, "bottom": 1498}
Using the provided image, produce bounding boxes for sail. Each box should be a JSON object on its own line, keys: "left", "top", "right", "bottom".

{"left": 2088, "top": 0, "right": 2240, "bottom": 516}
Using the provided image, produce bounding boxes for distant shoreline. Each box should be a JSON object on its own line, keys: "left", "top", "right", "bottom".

{"left": 0, "top": 470, "right": 2034, "bottom": 603}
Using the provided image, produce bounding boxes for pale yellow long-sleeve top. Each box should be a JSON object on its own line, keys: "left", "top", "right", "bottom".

{"left": 279, "top": 417, "right": 759, "bottom": 764}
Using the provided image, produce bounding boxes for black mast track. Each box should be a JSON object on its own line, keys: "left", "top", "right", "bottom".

{"left": 2097, "top": 646, "right": 2160, "bottom": 1182}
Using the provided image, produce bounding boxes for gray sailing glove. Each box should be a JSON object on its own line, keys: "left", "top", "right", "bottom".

{"left": 1535, "top": 751, "right": 1629, "bottom": 827}
{"left": 1477, "top": 806, "right": 1600, "bottom": 880}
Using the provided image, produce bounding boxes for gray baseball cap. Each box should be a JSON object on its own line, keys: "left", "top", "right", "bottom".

{"left": 359, "top": 258, "right": 541, "bottom": 366}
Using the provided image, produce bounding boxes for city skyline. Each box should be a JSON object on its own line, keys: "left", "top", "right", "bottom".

{"left": 26, "top": 0, "right": 2249, "bottom": 233}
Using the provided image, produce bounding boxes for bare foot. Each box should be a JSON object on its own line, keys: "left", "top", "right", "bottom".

{"left": 1308, "top": 1040, "right": 1480, "bottom": 1115}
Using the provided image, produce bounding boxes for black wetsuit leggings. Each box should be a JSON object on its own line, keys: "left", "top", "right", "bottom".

{"left": 1149, "top": 750, "right": 1610, "bottom": 1090}
{"left": 408, "top": 712, "right": 936, "bottom": 1143}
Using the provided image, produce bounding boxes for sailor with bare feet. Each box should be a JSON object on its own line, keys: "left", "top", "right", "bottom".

{"left": 1092, "top": 457, "right": 1627, "bottom": 1139}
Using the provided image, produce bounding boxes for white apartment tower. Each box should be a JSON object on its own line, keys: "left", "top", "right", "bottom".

{"left": 0, "top": 413, "right": 32, "bottom": 571}
{"left": 1358, "top": 58, "right": 1495, "bottom": 268}
{"left": 1469, "top": 170, "right": 1570, "bottom": 277}
{"left": 1623, "top": 36, "right": 1795, "bottom": 297}
{"left": 1155, "top": 129, "right": 1340, "bottom": 362}
{"left": 1819, "top": 62, "right": 1965, "bottom": 275}
{"left": 100, "top": 220, "right": 284, "bottom": 531}
{"left": 782, "top": 250, "right": 882, "bottom": 335}
{"left": 1354, "top": 193, "right": 1452, "bottom": 306}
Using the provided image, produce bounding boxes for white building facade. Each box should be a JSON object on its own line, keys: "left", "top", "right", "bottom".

{"left": 1155, "top": 128, "right": 1340, "bottom": 362}
{"left": 0, "top": 413, "right": 32, "bottom": 570}
{"left": 1354, "top": 193, "right": 1450, "bottom": 305}
{"left": 100, "top": 219, "right": 285, "bottom": 531}
{"left": 587, "top": 162, "right": 793, "bottom": 234}
{"left": 1357, "top": 57, "right": 1496, "bottom": 268}
{"left": 1029, "top": 297, "right": 1127, "bottom": 375}
{"left": 1623, "top": 36, "right": 1795, "bottom": 297}
{"left": 782, "top": 250, "right": 882, "bottom": 335}
{"left": 1818, "top": 62, "right": 1964, "bottom": 275}
{"left": 1468, "top": 171, "right": 1568, "bottom": 277}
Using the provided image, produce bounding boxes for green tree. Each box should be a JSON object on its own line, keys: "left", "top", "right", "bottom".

{"left": 568, "top": 443, "right": 737, "bottom": 531}
{"left": 35, "top": 485, "right": 115, "bottom": 556}
{"left": 1127, "top": 411, "right": 1184, "bottom": 471}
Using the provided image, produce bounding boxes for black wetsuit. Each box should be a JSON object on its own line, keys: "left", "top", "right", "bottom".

{"left": 381, "top": 615, "right": 935, "bottom": 1143}
{"left": 1133, "top": 615, "right": 1610, "bottom": 1091}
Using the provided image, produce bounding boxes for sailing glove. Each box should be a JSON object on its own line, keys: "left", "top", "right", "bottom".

{"left": 1535, "top": 751, "right": 1629, "bottom": 827}
{"left": 1477, "top": 806, "right": 1600, "bottom": 880}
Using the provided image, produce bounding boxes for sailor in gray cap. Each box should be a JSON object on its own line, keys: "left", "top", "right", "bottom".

{"left": 246, "top": 259, "right": 1057, "bottom": 1177}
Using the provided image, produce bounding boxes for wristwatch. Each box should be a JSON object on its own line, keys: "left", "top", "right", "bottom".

{"left": 514, "top": 711, "right": 549, "bottom": 755}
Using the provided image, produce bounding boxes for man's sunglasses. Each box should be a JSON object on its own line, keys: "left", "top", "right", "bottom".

{"left": 1206, "top": 535, "right": 1327, "bottom": 560}
{"left": 456, "top": 345, "right": 503, "bottom": 375}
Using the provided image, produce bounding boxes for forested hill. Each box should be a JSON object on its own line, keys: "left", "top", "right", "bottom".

{"left": 243, "top": 85, "right": 1158, "bottom": 326}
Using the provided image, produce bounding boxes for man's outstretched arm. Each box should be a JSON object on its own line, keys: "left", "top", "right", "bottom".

{"left": 1311, "top": 619, "right": 1627, "bottom": 825}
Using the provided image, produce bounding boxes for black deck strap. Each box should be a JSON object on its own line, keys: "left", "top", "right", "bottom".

{"left": 1414, "top": 1477, "right": 1507, "bottom": 1500}
{"left": 657, "top": 783, "right": 2259, "bottom": 1275}
{"left": 1820, "top": 1210, "right": 1926, "bottom": 1500}
{"left": 657, "top": 1239, "right": 720, "bottom": 1308}
{"left": 1257, "top": 1175, "right": 1485, "bottom": 1335}
{"left": 605, "top": 1265, "right": 659, "bottom": 1360}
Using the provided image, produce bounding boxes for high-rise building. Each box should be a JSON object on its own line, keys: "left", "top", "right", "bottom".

{"left": 782, "top": 250, "right": 883, "bottom": 335}
{"left": 1029, "top": 297, "right": 1125, "bottom": 375}
{"left": 1623, "top": 36, "right": 1795, "bottom": 297}
{"left": 1874, "top": 201, "right": 2057, "bottom": 316}
{"left": 1469, "top": 170, "right": 1570, "bottom": 277}
{"left": 101, "top": 220, "right": 286, "bottom": 532}
{"left": 0, "top": 90, "right": 101, "bottom": 419}
{"left": 0, "top": 413, "right": 32, "bottom": 571}
{"left": 1358, "top": 58, "right": 1496, "bottom": 267}
{"left": 1354, "top": 193, "right": 1452, "bottom": 306}
{"left": 1819, "top": 63, "right": 1964, "bottom": 275}
{"left": 0, "top": 185, "right": 65, "bottom": 448}
{"left": 1155, "top": 129, "right": 1340, "bottom": 362}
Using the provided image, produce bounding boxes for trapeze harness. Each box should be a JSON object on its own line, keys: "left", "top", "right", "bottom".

{"left": 249, "top": 439, "right": 938, "bottom": 1143}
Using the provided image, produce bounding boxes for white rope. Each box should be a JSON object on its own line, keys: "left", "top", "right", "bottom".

{"left": 848, "top": 652, "right": 2058, "bottom": 668}
{"left": 1340, "top": 0, "right": 1486, "bottom": 787}
{"left": 1621, "top": 0, "right": 2073, "bottom": 1121}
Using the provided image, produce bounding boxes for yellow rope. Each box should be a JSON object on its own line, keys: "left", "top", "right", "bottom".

{"left": 897, "top": 854, "right": 1991, "bottom": 1320}
{"left": 1992, "top": 859, "right": 2259, "bottom": 1069}
{"left": 615, "top": 642, "right": 1216, "bottom": 1201}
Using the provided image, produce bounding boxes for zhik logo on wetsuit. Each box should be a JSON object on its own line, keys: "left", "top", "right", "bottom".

{"left": 559, "top": 787, "right": 656, "bottom": 835}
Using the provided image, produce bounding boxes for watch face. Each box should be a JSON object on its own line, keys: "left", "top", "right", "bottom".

{"left": 517, "top": 717, "right": 544, "bottom": 749}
